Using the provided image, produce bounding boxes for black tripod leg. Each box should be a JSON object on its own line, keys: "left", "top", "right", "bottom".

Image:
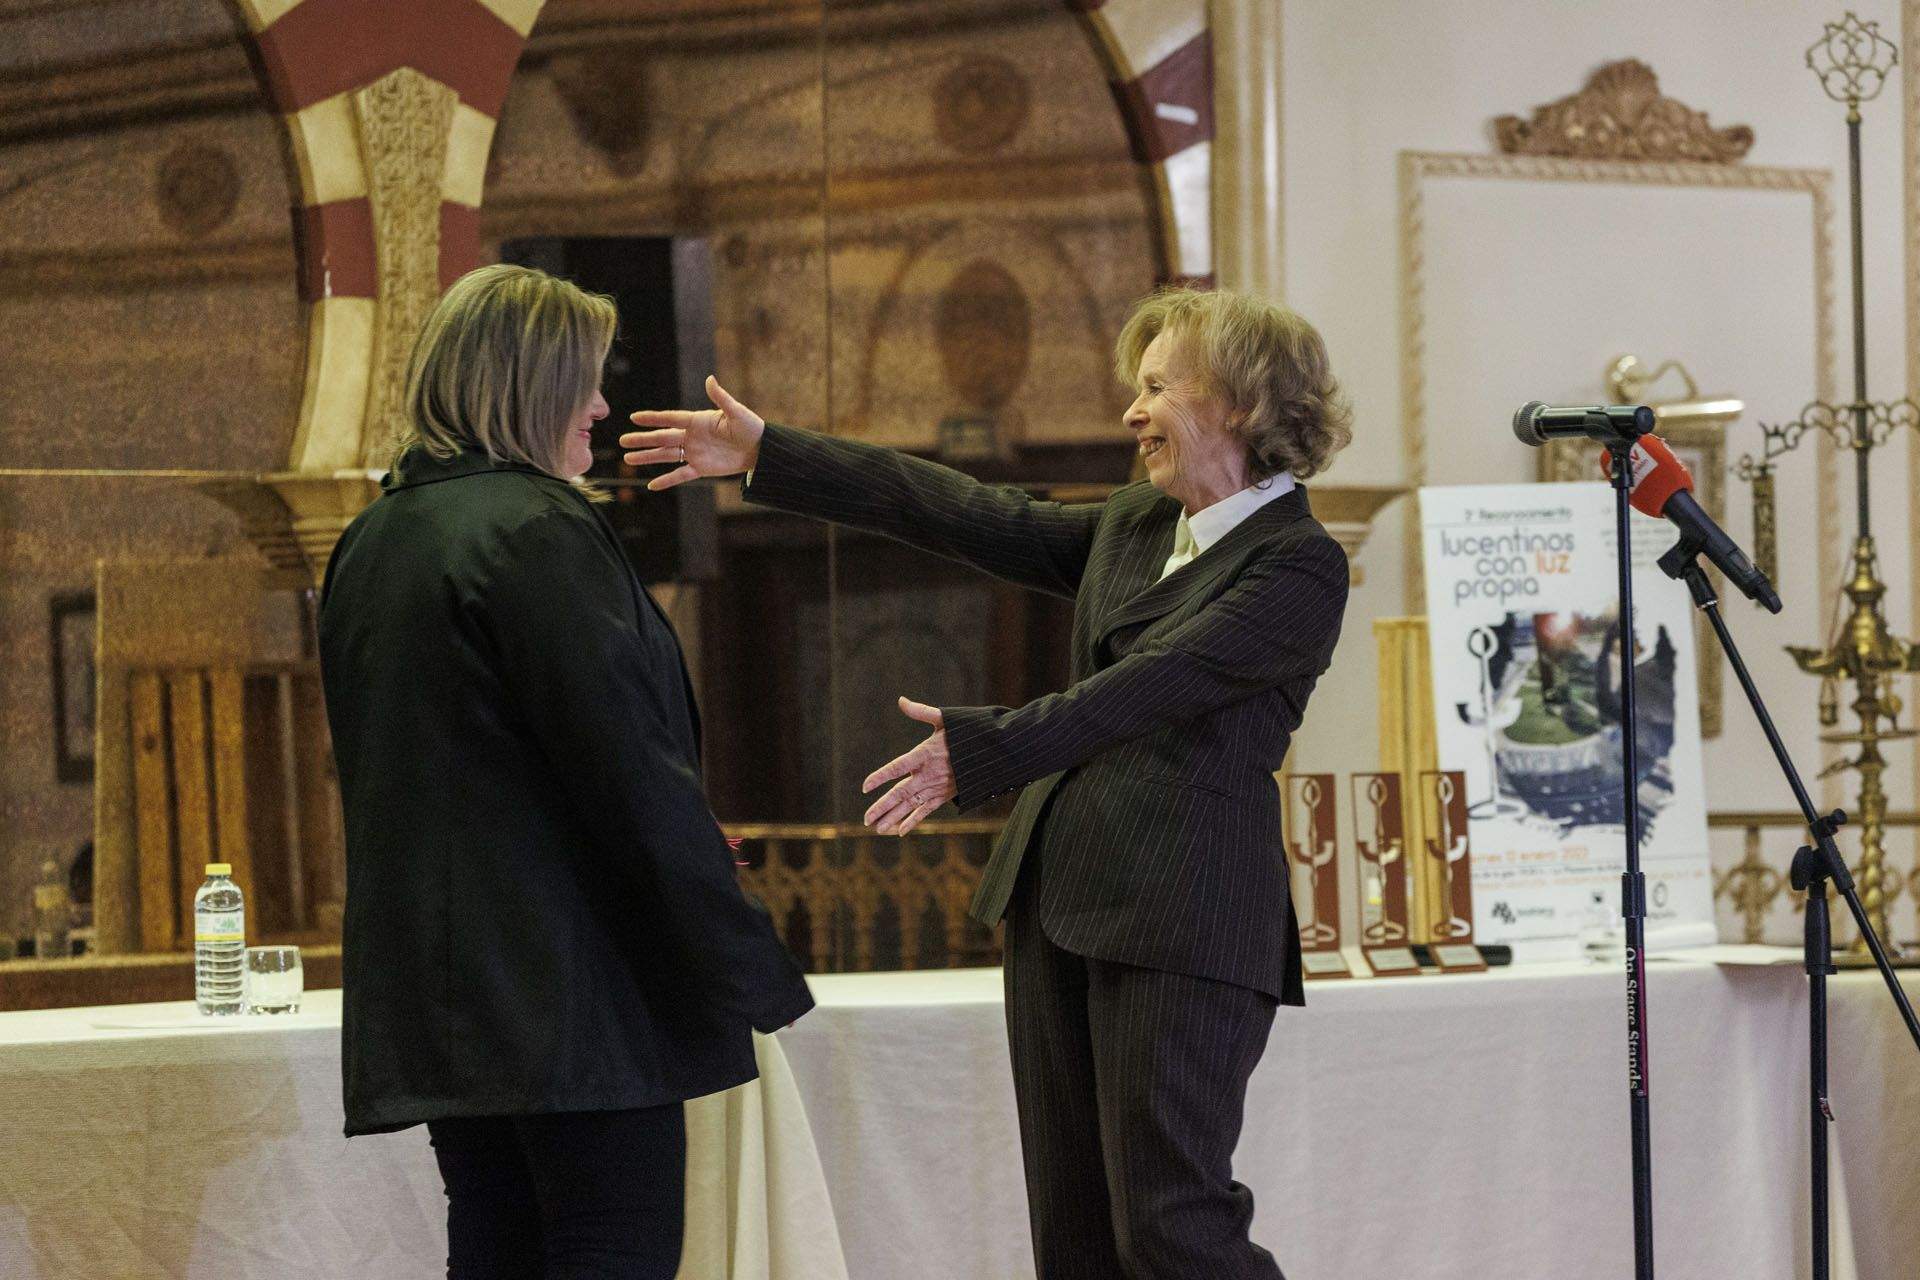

{"left": 1804, "top": 871, "right": 1832, "bottom": 1280}
{"left": 1683, "top": 566, "right": 1920, "bottom": 1280}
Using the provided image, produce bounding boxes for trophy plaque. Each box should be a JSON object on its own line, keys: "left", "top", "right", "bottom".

{"left": 1352, "top": 772, "right": 1420, "bottom": 977}
{"left": 1284, "top": 773, "right": 1351, "bottom": 979}
{"left": 1420, "top": 770, "right": 1487, "bottom": 972}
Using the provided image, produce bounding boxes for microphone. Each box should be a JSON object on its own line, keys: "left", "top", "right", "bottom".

{"left": 1599, "top": 435, "right": 1783, "bottom": 613}
{"left": 1513, "top": 401, "right": 1655, "bottom": 447}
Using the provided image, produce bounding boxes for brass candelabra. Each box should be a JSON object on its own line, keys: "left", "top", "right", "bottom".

{"left": 1737, "top": 13, "right": 1920, "bottom": 960}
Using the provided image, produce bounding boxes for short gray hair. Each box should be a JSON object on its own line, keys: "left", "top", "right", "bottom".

{"left": 1114, "top": 286, "right": 1352, "bottom": 480}
{"left": 394, "top": 263, "right": 617, "bottom": 480}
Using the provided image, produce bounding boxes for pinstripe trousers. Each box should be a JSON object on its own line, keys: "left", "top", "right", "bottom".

{"left": 1003, "top": 860, "right": 1284, "bottom": 1280}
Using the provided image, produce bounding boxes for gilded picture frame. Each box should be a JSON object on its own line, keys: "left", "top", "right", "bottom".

{"left": 1396, "top": 150, "right": 1837, "bottom": 649}
{"left": 49, "top": 590, "right": 97, "bottom": 784}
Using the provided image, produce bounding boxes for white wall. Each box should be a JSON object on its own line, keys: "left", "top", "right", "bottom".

{"left": 1278, "top": 0, "right": 1914, "bottom": 943}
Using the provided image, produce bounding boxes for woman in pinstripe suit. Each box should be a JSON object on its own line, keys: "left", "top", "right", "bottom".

{"left": 625, "top": 287, "right": 1352, "bottom": 1279}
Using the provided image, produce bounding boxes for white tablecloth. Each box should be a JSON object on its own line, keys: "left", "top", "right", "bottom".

{"left": 0, "top": 990, "right": 849, "bottom": 1280}
{"left": 3, "top": 960, "right": 1915, "bottom": 1279}
{"left": 775, "top": 959, "right": 1920, "bottom": 1280}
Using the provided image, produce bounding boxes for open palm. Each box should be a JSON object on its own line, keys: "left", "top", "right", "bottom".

{"left": 621, "top": 375, "right": 765, "bottom": 491}
{"left": 862, "top": 698, "right": 956, "bottom": 836}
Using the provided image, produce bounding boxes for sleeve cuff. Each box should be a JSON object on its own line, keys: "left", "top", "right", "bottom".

{"left": 942, "top": 704, "right": 1019, "bottom": 811}
{"left": 739, "top": 422, "right": 812, "bottom": 512}
{"left": 750, "top": 977, "right": 816, "bottom": 1033}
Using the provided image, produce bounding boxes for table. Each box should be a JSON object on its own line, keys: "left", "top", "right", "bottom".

{"left": 0, "top": 991, "right": 849, "bottom": 1279}
{"left": 2, "top": 959, "right": 1915, "bottom": 1279}
{"left": 775, "top": 958, "right": 1920, "bottom": 1280}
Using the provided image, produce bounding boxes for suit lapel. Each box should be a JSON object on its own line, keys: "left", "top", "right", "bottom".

{"left": 1098, "top": 486, "right": 1312, "bottom": 646}
{"left": 1100, "top": 492, "right": 1180, "bottom": 619}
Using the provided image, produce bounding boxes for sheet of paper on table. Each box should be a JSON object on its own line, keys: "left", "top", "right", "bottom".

{"left": 1655, "top": 944, "right": 1802, "bottom": 966}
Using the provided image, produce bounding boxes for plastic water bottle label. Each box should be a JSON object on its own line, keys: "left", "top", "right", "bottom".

{"left": 196, "top": 911, "right": 243, "bottom": 943}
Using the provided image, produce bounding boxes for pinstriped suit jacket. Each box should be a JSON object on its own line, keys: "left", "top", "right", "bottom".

{"left": 744, "top": 423, "right": 1349, "bottom": 1004}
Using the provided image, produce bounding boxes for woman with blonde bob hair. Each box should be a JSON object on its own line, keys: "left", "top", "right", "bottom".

{"left": 1111, "top": 285, "right": 1352, "bottom": 484}
{"left": 320, "top": 264, "right": 812, "bottom": 1280}
{"left": 624, "top": 284, "right": 1351, "bottom": 1278}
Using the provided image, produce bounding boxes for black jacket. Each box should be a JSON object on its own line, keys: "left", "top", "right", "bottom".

{"left": 745, "top": 424, "right": 1348, "bottom": 1004}
{"left": 320, "top": 446, "right": 811, "bottom": 1137}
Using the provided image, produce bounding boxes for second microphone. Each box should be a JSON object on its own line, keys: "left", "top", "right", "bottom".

{"left": 1599, "top": 435, "right": 1783, "bottom": 614}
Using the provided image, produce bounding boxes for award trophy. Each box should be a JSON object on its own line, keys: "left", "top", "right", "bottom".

{"left": 1352, "top": 772, "right": 1420, "bottom": 976}
{"left": 1284, "top": 774, "right": 1351, "bottom": 979}
{"left": 1420, "top": 770, "right": 1487, "bottom": 971}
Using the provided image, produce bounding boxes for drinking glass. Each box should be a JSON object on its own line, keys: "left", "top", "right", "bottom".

{"left": 245, "top": 945, "right": 303, "bottom": 1014}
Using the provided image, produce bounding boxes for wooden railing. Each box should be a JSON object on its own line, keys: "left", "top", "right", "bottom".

{"left": 62, "top": 727, "right": 1920, "bottom": 1007}
{"left": 123, "top": 673, "right": 1920, "bottom": 968}
{"left": 1708, "top": 810, "right": 1919, "bottom": 944}
{"left": 727, "top": 821, "right": 1003, "bottom": 972}
{"left": 117, "top": 660, "right": 1000, "bottom": 973}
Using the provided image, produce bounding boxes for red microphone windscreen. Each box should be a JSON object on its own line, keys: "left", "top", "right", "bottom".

{"left": 1597, "top": 435, "right": 1693, "bottom": 518}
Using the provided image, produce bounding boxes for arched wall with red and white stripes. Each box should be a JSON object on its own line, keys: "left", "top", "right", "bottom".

{"left": 218, "top": 0, "right": 1216, "bottom": 474}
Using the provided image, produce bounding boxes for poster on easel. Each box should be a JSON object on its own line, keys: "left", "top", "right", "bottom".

{"left": 1418, "top": 482, "right": 1716, "bottom": 957}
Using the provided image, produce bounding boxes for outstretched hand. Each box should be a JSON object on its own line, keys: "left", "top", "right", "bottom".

{"left": 862, "top": 698, "right": 956, "bottom": 836}
{"left": 621, "top": 375, "right": 766, "bottom": 491}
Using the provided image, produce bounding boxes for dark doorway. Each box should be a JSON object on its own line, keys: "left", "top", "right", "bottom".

{"left": 499, "top": 236, "right": 718, "bottom": 585}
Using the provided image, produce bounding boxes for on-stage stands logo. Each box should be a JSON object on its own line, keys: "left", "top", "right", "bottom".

{"left": 1625, "top": 945, "right": 1645, "bottom": 1093}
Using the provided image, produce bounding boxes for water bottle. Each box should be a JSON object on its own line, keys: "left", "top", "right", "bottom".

{"left": 194, "top": 863, "right": 246, "bottom": 1016}
{"left": 32, "top": 857, "right": 70, "bottom": 961}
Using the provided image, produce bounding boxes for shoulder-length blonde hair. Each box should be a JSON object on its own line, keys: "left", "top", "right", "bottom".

{"left": 393, "top": 263, "right": 617, "bottom": 481}
{"left": 1114, "top": 286, "right": 1352, "bottom": 480}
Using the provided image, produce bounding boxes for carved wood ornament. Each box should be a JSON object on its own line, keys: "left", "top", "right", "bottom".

{"left": 357, "top": 67, "right": 456, "bottom": 467}
{"left": 1495, "top": 59, "right": 1754, "bottom": 163}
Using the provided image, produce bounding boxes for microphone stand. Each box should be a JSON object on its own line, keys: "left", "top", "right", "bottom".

{"left": 1607, "top": 446, "right": 1656, "bottom": 1280}
{"left": 1653, "top": 539, "right": 1920, "bottom": 1280}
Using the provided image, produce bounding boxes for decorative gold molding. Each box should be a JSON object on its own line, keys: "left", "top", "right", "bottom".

{"left": 353, "top": 67, "right": 455, "bottom": 469}
{"left": 1494, "top": 59, "right": 1754, "bottom": 164}
{"left": 1397, "top": 152, "right": 1838, "bottom": 620}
